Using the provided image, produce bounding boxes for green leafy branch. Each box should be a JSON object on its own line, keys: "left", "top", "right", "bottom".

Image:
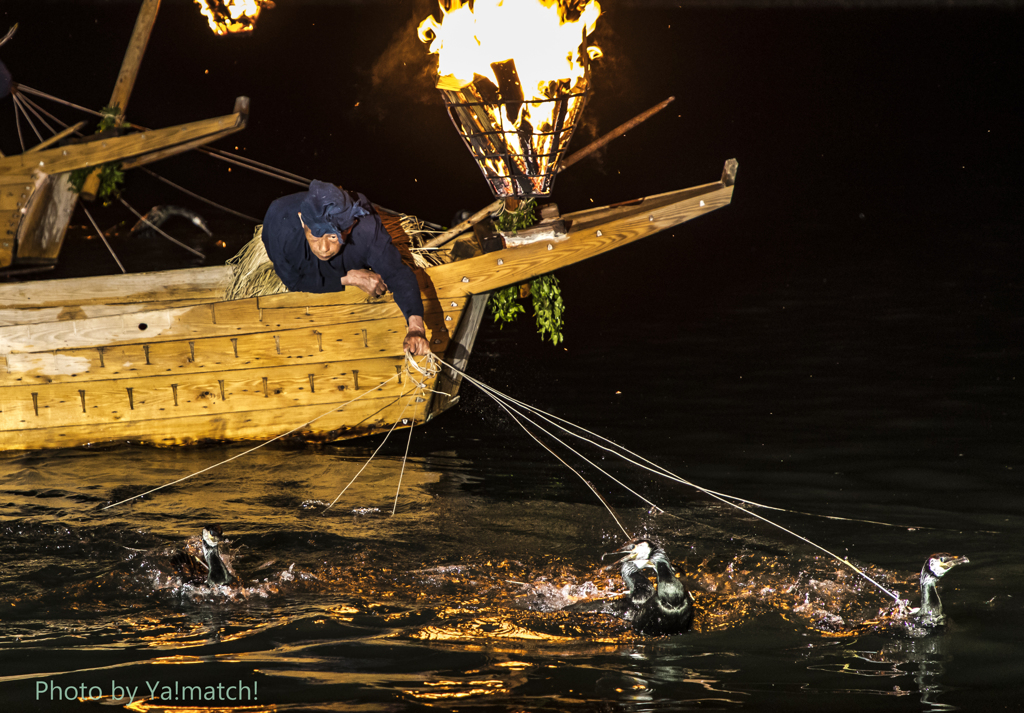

{"left": 68, "top": 105, "right": 127, "bottom": 202}
{"left": 487, "top": 198, "right": 566, "bottom": 344}
{"left": 528, "top": 274, "right": 565, "bottom": 345}
{"left": 494, "top": 198, "right": 536, "bottom": 233}
{"left": 489, "top": 275, "right": 566, "bottom": 345}
{"left": 490, "top": 285, "right": 526, "bottom": 327}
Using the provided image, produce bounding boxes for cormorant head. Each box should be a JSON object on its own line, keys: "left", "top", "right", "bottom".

{"left": 190, "top": 214, "right": 213, "bottom": 236}
{"left": 923, "top": 553, "right": 969, "bottom": 580}
{"left": 202, "top": 524, "right": 226, "bottom": 549}
{"left": 604, "top": 539, "right": 658, "bottom": 569}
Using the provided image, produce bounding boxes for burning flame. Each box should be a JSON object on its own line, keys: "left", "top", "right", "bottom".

{"left": 418, "top": 0, "right": 602, "bottom": 98}
{"left": 194, "top": 0, "right": 273, "bottom": 36}
{"left": 418, "top": 0, "right": 603, "bottom": 197}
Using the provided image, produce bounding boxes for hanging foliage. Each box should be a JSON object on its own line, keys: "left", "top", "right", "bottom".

{"left": 494, "top": 198, "right": 537, "bottom": 233}
{"left": 490, "top": 285, "right": 527, "bottom": 327}
{"left": 488, "top": 198, "right": 566, "bottom": 344}
{"left": 529, "top": 274, "right": 565, "bottom": 345}
{"left": 489, "top": 275, "right": 566, "bottom": 344}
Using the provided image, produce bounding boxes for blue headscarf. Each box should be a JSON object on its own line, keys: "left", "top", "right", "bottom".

{"left": 299, "top": 180, "right": 369, "bottom": 238}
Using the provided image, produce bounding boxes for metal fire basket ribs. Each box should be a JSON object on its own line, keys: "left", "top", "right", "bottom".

{"left": 439, "top": 73, "right": 591, "bottom": 199}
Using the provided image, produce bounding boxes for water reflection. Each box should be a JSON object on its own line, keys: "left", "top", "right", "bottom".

{"left": 0, "top": 442, "right": 994, "bottom": 710}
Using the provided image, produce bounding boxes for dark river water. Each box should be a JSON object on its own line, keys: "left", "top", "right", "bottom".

{"left": 1, "top": 1, "right": 1022, "bottom": 711}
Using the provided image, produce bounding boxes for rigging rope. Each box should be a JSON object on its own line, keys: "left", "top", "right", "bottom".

{"left": 138, "top": 168, "right": 260, "bottom": 223}
{"left": 13, "top": 84, "right": 307, "bottom": 215}
{"left": 12, "top": 93, "right": 43, "bottom": 143}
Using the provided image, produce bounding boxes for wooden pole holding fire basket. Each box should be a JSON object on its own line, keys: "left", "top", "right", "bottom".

{"left": 80, "top": 0, "right": 162, "bottom": 201}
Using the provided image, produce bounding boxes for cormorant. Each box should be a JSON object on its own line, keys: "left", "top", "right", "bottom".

{"left": 561, "top": 541, "right": 655, "bottom": 618}
{"left": 608, "top": 539, "right": 694, "bottom": 635}
{"left": 908, "top": 552, "right": 968, "bottom": 628}
{"left": 129, "top": 205, "right": 212, "bottom": 238}
{"left": 200, "top": 525, "right": 235, "bottom": 586}
{"left": 168, "top": 524, "right": 235, "bottom": 587}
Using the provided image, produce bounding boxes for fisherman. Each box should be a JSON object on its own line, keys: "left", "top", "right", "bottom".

{"left": 261, "top": 180, "right": 429, "bottom": 356}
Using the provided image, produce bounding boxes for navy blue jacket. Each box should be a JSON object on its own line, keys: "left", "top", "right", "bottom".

{"left": 261, "top": 190, "right": 424, "bottom": 320}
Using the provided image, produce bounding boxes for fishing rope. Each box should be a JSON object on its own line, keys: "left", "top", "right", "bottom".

{"left": 118, "top": 197, "right": 206, "bottom": 258}
{"left": 392, "top": 353, "right": 442, "bottom": 514}
{"left": 471, "top": 373, "right": 852, "bottom": 520}
{"left": 448, "top": 361, "right": 928, "bottom": 528}
{"left": 492, "top": 396, "right": 630, "bottom": 538}
{"left": 436, "top": 357, "right": 905, "bottom": 604}
{"left": 102, "top": 372, "right": 401, "bottom": 510}
{"left": 327, "top": 353, "right": 439, "bottom": 514}
{"left": 393, "top": 398, "right": 417, "bottom": 516}
{"left": 324, "top": 389, "right": 414, "bottom": 512}
{"left": 487, "top": 390, "right": 666, "bottom": 517}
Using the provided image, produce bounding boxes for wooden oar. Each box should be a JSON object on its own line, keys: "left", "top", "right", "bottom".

{"left": 422, "top": 96, "right": 676, "bottom": 249}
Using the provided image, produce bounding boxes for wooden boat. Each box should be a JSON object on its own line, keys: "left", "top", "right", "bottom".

{"left": 0, "top": 159, "right": 736, "bottom": 451}
{"left": 0, "top": 0, "right": 248, "bottom": 272}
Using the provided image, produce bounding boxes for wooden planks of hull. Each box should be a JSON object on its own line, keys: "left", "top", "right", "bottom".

{"left": 0, "top": 161, "right": 738, "bottom": 451}
{"left": 0, "top": 382, "right": 434, "bottom": 450}
{"left": 1, "top": 305, "right": 465, "bottom": 386}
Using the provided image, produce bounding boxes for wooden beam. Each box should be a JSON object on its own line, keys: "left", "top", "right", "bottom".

{"left": 110, "top": 0, "right": 161, "bottom": 124}
{"left": 421, "top": 199, "right": 503, "bottom": 249}
{"left": 0, "top": 265, "right": 232, "bottom": 308}
{"left": 0, "top": 112, "right": 245, "bottom": 177}
{"left": 25, "top": 121, "right": 88, "bottom": 153}
{"left": 424, "top": 175, "right": 735, "bottom": 297}
{"left": 119, "top": 123, "right": 245, "bottom": 170}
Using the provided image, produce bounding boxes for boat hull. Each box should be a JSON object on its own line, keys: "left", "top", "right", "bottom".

{"left": 0, "top": 161, "right": 736, "bottom": 451}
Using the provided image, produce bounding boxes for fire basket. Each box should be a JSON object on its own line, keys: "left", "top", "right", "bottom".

{"left": 419, "top": 0, "right": 602, "bottom": 199}
{"left": 438, "top": 68, "right": 590, "bottom": 199}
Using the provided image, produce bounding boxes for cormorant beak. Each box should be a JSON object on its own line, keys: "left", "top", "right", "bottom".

{"left": 192, "top": 218, "right": 213, "bottom": 236}
{"left": 597, "top": 548, "right": 631, "bottom": 573}
{"left": 940, "top": 555, "right": 970, "bottom": 572}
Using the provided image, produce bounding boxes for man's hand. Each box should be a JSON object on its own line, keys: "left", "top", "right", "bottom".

{"left": 341, "top": 269, "right": 387, "bottom": 297}
{"left": 404, "top": 315, "right": 430, "bottom": 356}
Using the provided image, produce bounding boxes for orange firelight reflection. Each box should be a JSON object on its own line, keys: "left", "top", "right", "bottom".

{"left": 194, "top": 0, "right": 273, "bottom": 36}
